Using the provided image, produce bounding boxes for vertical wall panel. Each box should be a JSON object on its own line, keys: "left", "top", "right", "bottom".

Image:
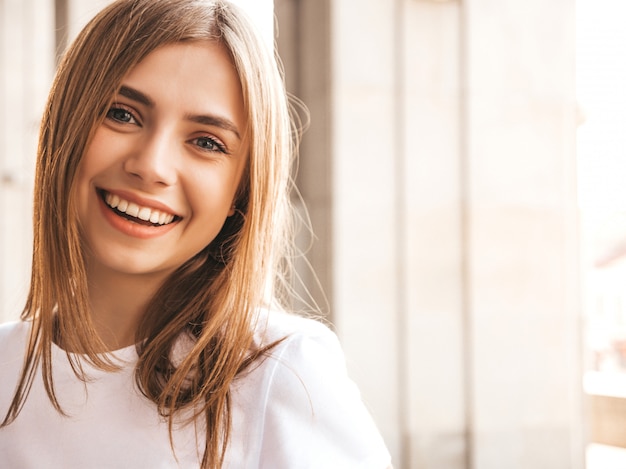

{"left": 404, "top": 2, "right": 467, "bottom": 468}
{"left": 330, "top": 0, "right": 403, "bottom": 462}
{"left": 464, "top": 0, "right": 583, "bottom": 467}
{"left": 277, "top": 0, "right": 334, "bottom": 317}
{"left": 0, "top": 0, "right": 54, "bottom": 322}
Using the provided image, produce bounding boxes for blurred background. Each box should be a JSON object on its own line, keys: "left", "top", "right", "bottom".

{"left": 1, "top": 0, "right": 625, "bottom": 467}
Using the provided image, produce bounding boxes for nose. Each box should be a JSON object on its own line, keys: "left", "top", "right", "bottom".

{"left": 123, "top": 130, "right": 177, "bottom": 187}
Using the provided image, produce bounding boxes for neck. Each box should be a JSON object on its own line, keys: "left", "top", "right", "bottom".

{"left": 86, "top": 265, "right": 168, "bottom": 351}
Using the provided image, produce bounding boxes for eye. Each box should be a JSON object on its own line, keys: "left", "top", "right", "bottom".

{"left": 191, "top": 136, "right": 227, "bottom": 154}
{"left": 106, "top": 105, "right": 139, "bottom": 125}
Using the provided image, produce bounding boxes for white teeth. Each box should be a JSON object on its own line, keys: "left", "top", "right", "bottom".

{"left": 118, "top": 199, "right": 128, "bottom": 212}
{"left": 126, "top": 203, "right": 139, "bottom": 217}
{"left": 103, "top": 191, "right": 176, "bottom": 225}
{"left": 109, "top": 194, "right": 120, "bottom": 208}
{"left": 137, "top": 207, "right": 151, "bottom": 221}
{"left": 158, "top": 212, "right": 174, "bottom": 225}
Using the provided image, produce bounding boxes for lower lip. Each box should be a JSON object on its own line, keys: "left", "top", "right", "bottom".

{"left": 98, "top": 193, "right": 179, "bottom": 239}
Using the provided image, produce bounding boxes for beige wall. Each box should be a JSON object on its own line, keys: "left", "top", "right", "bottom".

{"left": 277, "top": 0, "right": 583, "bottom": 468}
{"left": 0, "top": 0, "right": 54, "bottom": 322}
{"left": 465, "top": 1, "right": 582, "bottom": 468}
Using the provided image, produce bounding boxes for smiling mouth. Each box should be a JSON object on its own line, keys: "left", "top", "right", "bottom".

{"left": 98, "top": 189, "right": 180, "bottom": 227}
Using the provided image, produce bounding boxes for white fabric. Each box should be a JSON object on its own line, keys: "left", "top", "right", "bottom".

{"left": 0, "top": 310, "right": 391, "bottom": 468}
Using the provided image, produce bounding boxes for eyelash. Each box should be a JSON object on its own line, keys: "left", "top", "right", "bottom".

{"left": 106, "top": 104, "right": 140, "bottom": 126}
{"left": 191, "top": 136, "right": 228, "bottom": 154}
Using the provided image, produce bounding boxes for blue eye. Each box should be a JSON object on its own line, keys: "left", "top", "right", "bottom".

{"left": 193, "top": 136, "right": 227, "bottom": 154}
{"left": 106, "top": 106, "right": 138, "bottom": 125}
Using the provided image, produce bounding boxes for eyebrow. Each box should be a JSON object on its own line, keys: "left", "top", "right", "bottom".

{"left": 117, "top": 85, "right": 242, "bottom": 140}
{"left": 118, "top": 85, "right": 153, "bottom": 107}
{"left": 185, "top": 114, "right": 241, "bottom": 140}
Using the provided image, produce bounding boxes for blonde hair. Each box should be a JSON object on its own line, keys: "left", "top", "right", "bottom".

{"left": 2, "top": 0, "right": 297, "bottom": 467}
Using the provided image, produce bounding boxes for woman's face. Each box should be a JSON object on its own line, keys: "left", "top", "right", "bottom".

{"left": 74, "top": 41, "right": 248, "bottom": 280}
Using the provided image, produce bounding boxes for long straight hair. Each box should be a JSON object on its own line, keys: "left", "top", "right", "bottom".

{"left": 1, "top": 1, "right": 298, "bottom": 467}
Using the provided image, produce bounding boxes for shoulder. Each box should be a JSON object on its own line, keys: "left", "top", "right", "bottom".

{"left": 250, "top": 309, "right": 356, "bottom": 415}
{"left": 250, "top": 309, "right": 348, "bottom": 394}
{"left": 231, "top": 309, "right": 391, "bottom": 468}
{"left": 252, "top": 308, "right": 335, "bottom": 350}
{"left": 238, "top": 308, "right": 345, "bottom": 409}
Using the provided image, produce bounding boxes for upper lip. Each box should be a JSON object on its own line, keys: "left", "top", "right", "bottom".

{"left": 97, "top": 188, "right": 181, "bottom": 218}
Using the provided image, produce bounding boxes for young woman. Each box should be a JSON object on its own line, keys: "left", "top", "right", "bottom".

{"left": 0, "top": 0, "right": 391, "bottom": 467}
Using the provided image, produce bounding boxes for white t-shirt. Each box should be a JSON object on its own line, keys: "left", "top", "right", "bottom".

{"left": 0, "top": 310, "right": 391, "bottom": 468}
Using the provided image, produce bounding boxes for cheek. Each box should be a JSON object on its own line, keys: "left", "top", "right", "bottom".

{"left": 76, "top": 139, "right": 104, "bottom": 186}
{"left": 188, "top": 185, "right": 233, "bottom": 225}
{"left": 73, "top": 138, "right": 111, "bottom": 220}
{"left": 79, "top": 126, "right": 126, "bottom": 175}
{"left": 74, "top": 156, "right": 93, "bottom": 206}
{"left": 188, "top": 164, "right": 245, "bottom": 208}
{"left": 74, "top": 156, "right": 99, "bottom": 212}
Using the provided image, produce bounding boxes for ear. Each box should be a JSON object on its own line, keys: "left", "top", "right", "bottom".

{"left": 228, "top": 203, "right": 236, "bottom": 217}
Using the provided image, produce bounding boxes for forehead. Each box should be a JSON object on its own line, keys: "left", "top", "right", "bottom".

{"left": 118, "top": 41, "right": 246, "bottom": 128}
